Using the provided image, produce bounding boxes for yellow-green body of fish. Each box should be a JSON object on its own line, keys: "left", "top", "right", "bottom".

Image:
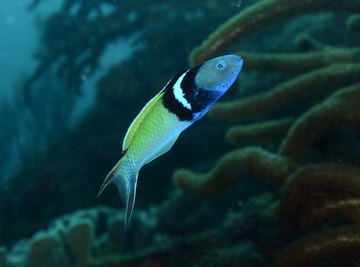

{"left": 123, "top": 92, "right": 190, "bottom": 167}
{"left": 97, "top": 55, "right": 243, "bottom": 230}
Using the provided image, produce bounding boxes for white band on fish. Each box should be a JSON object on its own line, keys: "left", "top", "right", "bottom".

{"left": 172, "top": 70, "right": 192, "bottom": 110}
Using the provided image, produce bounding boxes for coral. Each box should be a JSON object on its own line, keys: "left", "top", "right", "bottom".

{"left": 5, "top": 207, "right": 125, "bottom": 267}
{"left": 25, "top": 230, "right": 69, "bottom": 267}
{"left": 190, "top": 0, "right": 360, "bottom": 65}
{"left": 236, "top": 48, "right": 360, "bottom": 74}
{"left": 226, "top": 118, "right": 294, "bottom": 145}
{"left": 172, "top": 0, "right": 360, "bottom": 266}
{"left": 3, "top": 0, "right": 360, "bottom": 266}
{"left": 209, "top": 64, "right": 360, "bottom": 121}
{"left": 299, "top": 198, "right": 360, "bottom": 230}
{"left": 3, "top": 194, "right": 275, "bottom": 267}
{"left": 173, "top": 147, "right": 296, "bottom": 196}
{"left": 293, "top": 33, "right": 322, "bottom": 51}
{"left": 65, "top": 219, "right": 94, "bottom": 263}
{"left": 279, "top": 83, "right": 360, "bottom": 161}
{"left": 276, "top": 225, "right": 360, "bottom": 267}
{"left": 280, "top": 164, "right": 360, "bottom": 228}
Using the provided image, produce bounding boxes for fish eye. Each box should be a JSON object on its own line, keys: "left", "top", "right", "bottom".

{"left": 216, "top": 60, "right": 226, "bottom": 70}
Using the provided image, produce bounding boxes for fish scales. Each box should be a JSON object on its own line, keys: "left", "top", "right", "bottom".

{"left": 97, "top": 55, "right": 244, "bottom": 230}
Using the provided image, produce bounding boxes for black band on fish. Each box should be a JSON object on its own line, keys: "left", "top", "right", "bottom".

{"left": 162, "top": 74, "right": 194, "bottom": 121}
{"left": 162, "top": 64, "right": 223, "bottom": 121}
{"left": 193, "top": 89, "right": 223, "bottom": 111}
{"left": 179, "top": 65, "right": 222, "bottom": 112}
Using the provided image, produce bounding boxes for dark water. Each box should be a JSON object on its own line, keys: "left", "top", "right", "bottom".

{"left": 1, "top": 0, "right": 360, "bottom": 266}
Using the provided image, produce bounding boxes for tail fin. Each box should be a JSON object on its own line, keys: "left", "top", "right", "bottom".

{"left": 97, "top": 159, "right": 139, "bottom": 231}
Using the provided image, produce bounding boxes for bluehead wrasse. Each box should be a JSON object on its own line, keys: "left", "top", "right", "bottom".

{"left": 97, "top": 55, "right": 244, "bottom": 230}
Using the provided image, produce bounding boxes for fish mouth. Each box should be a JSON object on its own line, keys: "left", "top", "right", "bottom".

{"left": 235, "top": 56, "right": 244, "bottom": 69}
{"left": 236, "top": 55, "right": 243, "bottom": 64}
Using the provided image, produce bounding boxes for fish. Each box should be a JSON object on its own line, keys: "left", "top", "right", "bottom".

{"left": 97, "top": 54, "right": 243, "bottom": 230}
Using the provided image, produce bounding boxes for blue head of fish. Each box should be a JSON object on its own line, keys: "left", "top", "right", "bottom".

{"left": 195, "top": 55, "right": 243, "bottom": 92}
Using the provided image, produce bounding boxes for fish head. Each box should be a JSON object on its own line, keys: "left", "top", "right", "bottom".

{"left": 195, "top": 54, "right": 243, "bottom": 92}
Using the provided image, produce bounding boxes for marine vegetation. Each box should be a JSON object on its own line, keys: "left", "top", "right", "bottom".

{"left": 1, "top": 0, "right": 360, "bottom": 266}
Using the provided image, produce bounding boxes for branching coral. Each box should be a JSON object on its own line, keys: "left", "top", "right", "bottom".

{"left": 276, "top": 225, "right": 360, "bottom": 267}
{"left": 173, "top": 147, "right": 296, "bottom": 196}
{"left": 226, "top": 118, "right": 294, "bottom": 145}
{"left": 190, "top": 0, "right": 360, "bottom": 65}
{"left": 172, "top": 0, "right": 360, "bottom": 266}
{"left": 279, "top": 83, "right": 360, "bottom": 161}
{"left": 237, "top": 48, "right": 360, "bottom": 74}
{"left": 209, "top": 64, "right": 360, "bottom": 121}
{"left": 280, "top": 164, "right": 360, "bottom": 228}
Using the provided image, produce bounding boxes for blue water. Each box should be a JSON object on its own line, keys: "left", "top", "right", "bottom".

{"left": 1, "top": 0, "right": 360, "bottom": 266}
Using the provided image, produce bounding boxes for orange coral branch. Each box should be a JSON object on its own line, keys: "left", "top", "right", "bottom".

{"left": 190, "top": 0, "right": 360, "bottom": 65}
{"left": 208, "top": 64, "right": 360, "bottom": 121}
{"left": 279, "top": 83, "right": 360, "bottom": 161}
{"left": 173, "top": 147, "right": 296, "bottom": 197}
{"left": 299, "top": 198, "right": 360, "bottom": 229}
{"left": 237, "top": 48, "right": 360, "bottom": 74}
{"left": 275, "top": 225, "right": 360, "bottom": 267}
{"left": 226, "top": 118, "right": 294, "bottom": 145}
{"left": 280, "top": 164, "right": 360, "bottom": 226}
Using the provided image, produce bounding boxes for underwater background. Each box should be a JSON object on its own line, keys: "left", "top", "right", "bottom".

{"left": 1, "top": 0, "right": 360, "bottom": 266}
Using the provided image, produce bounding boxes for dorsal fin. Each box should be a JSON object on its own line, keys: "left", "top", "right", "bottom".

{"left": 122, "top": 90, "right": 165, "bottom": 151}
{"left": 122, "top": 71, "right": 185, "bottom": 152}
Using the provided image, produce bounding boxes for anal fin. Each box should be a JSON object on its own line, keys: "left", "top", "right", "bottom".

{"left": 144, "top": 135, "right": 179, "bottom": 165}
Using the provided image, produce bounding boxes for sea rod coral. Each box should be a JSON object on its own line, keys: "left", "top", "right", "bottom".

{"left": 173, "top": 0, "right": 360, "bottom": 266}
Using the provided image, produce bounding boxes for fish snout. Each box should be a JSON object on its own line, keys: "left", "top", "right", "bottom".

{"left": 235, "top": 56, "right": 243, "bottom": 71}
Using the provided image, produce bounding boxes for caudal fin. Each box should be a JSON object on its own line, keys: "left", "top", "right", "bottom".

{"left": 97, "top": 160, "right": 139, "bottom": 231}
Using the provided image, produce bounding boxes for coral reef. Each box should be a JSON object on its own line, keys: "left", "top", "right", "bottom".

{"left": 5, "top": 207, "right": 126, "bottom": 267}
{"left": 2, "top": 0, "right": 360, "bottom": 266}
{"left": 173, "top": 0, "right": 360, "bottom": 266}
{"left": 3, "top": 193, "right": 276, "bottom": 267}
